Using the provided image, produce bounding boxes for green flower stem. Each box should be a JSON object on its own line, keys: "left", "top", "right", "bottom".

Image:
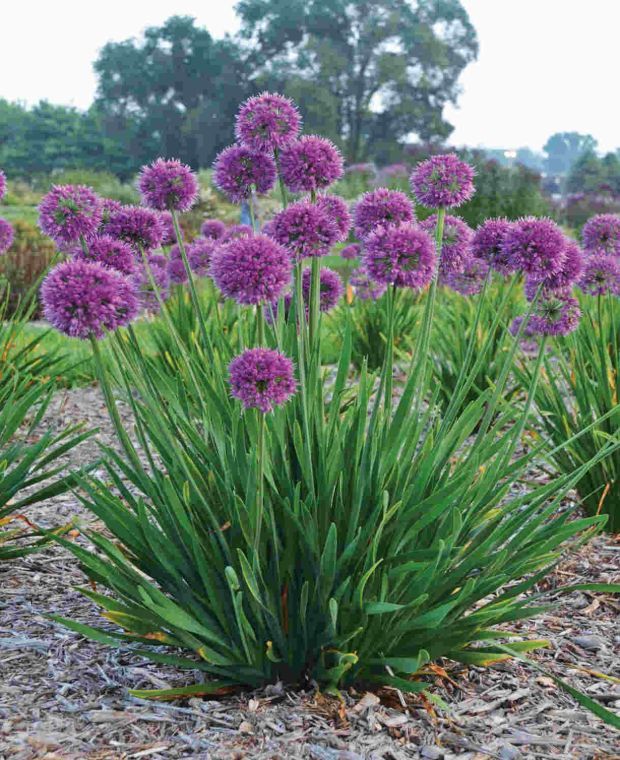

{"left": 254, "top": 410, "right": 266, "bottom": 570}
{"left": 171, "top": 209, "right": 209, "bottom": 349}
{"left": 248, "top": 190, "right": 257, "bottom": 234}
{"left": 274, "top": 149, "right": 288, "bottom": 209}
{"left": 257, "top": 303, "right": 265, "bottom": 346}
{"left": 383, "top": 283, "right": 396, "bottom": 413}
{"left": 79, "top": 235, "right": 90, "bottom": 257}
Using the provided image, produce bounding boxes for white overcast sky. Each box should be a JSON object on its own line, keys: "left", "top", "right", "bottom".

{"left": 1, "top": 0, "right": 618, "bottom": 153}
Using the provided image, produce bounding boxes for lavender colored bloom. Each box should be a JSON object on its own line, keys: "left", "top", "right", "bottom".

{"left": 187, "top": 238, "right": 216, "bottom": 277}
{"left": 443, "top": 256, "right": 489, "bottom": 296}
{"left": 280, "top": 136, "right": 344, "bottom": 192}
{"left": 38, "top": 185, "right": 102, "bottom": 246}
{"left": 340, "top": 243, "right": 361, "bottom": 261}
{"left": 582, "top": 213, "right": 620, "bottom": 256}
{"left": 105, "top": 206, "right": 164, "bottom": 253}
{"left": 210, "top": 234, "right": 292, "bottom": 305}
{"left": 501, "top": 217, "right": 566, "bottom": 279}
{"left": 0, "top": 218, "right": 14, "bottom": 254}
{"left": 213, "top": 145, "right": 277, "bottom": 203}
{"left": 159, "top": 211, "right": 177, "bottom": 246}
{"left": 353, "top": 188, "right": 414, "bottom": 240}
{"left": 421, "top": 214, "right": 473, "bottom": 275}
{"left": 410, "top": 154, "right": 475, "bottom": 209}
{"left": 302, "top": 266, "right": 344, "bottom": 312}
{"left": 579, "top": 255, "right": 620, "bottom": 296}
{"left": 134, "top": 254, "right": 171, "bottom": 313}
{"left": 524, "top": 240, "right": 584, "bottom": 298}
{"left": 224, "top": 224, "right": 253, "bottom": 241}
{"left": 350, "top": 268, "right": 387, "bottom": 300}
{"left": 138, "top": 158, "right": 198, "bottom": 212}
{"left": 0, "top": 170, "right": 6, "bottom": 201}
{"left": 272, "top": 200, "right": 338, "bottom": 259}
{"left": 363, "top": 223, "right": 436, "bottom": 289}
{"left": 73, "top": 235, "right": 136, "bottom": 275}
{"left": 167, "top": 247, "right": 189, "bottom": 285}
{"left": 201, "top": 218, "right": 227, "bottom": 240}
{"left": 235, "top": 92, "right": 301, "bottom": 154}
{"left": 41, "top": 259, "right": 138, "bottom": 339}
{"left": 523, "top": 279, "right": 571, "bottom": 303}
{"left": 229, "top": 347, "right": 296, "bottom": 413}
{"left": 471, "top": 218, "right": 515, "bottom": 275}
{"left": 509, "top": 315, "right": 538, "bottom": 338}
{"left": 315, "top": 194, "right": 351, "bottom": 242}
{"left": 98, "top": 198, "right": 122, "bottom": 233}
{"left": 260, "top": 219, "right": 276, "bottom": 237}
{"left": 530, "top": 294, "right": 581, "bottom": 336}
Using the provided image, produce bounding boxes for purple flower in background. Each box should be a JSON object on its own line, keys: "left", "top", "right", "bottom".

{"left": 138, "top": 158, "right": 199, "bottom": 212}
{"left": 509, "top": 315, "right": 538, "bottom": 339}
{"left": 537, "top": 239, "right": 584, "bottom": 290}
{"left": 41, "top": 259, "right": 139, "bottom": 339}
{"left": 224, "top": 224, "right": 254, "bottom": 241}
{"left": 471, "top": 218, "right": 515, "bottom": 275}
{"left": 353, "top": 188, "right": 414, "bottom": 240}
{"left": 98, "top": 198, "right": 122, "bottom": 234}
{"left": 523, "top": 279, "right": 571, "bottom": 303}
{"left": 187, "top": 238, "right": 215, "bottom": 277}
{"left": 501, "top": 217, "right": 566, "bottom": 279}
{"left": 167, "top": 247, "right": 189, "bottom": 285}
{"left": 530, "top": 294, "right": 581, "bottom": 336}
{"left": 579, "top": 255, "right": 620, "bottom": 296}
{"left": 421, "top": 214, "right": 473, "bottom": 275}
{"left": 363, "top": 223, "right": 436, "bottom": 289}
{"left": 340, "top": 243, "right": 361, "bottom": 261}
{"left": 213, "top": 145, "right": 277, "bottom": 203}
{"left": 201, "top": 218, "right": 227, "bottom": 240}
{"left": 280, "top": 136, "right": 344, "bottom": 192}
{"left": 229, "top": 347, "right": 296, "bottom": 413}
{"left": 39, "top": 185, "right": 102, "bottom": 246}
{"left": 272, "top": 200, "right": 338, "bottom": 259}
{"left": 0, "top": 170, "right": 6, "bottom": 201}
{"left": 0, "top": 218, "right": 14, "bottom": 254}
{"left": 410, "top": 154, "right": 475, "bottom": 209}
{"left": 443, "top": 256, "right": 489, "bottom": 296}
{"left": 73, "top": 235, "right": 136, "bottom": 275}
{"left": 159, "top": 211, "right": 177, "bottom": 246}
{"left": 315, "top": 194, "right": 351, "bottom": 242}
{"left": 350, "top": 268, "right": 387, "bottom": 300}
{"left": 302, "top": 266, "right": 344, "bottom": 312}
{"left": 105, "top": 206, "right": 164, "bottom": 253}
{"left": 133, "top": 254, "right": 170, "bottom": 313}
{"left": 582, "top": 213, "right": 620, "bottom": 256}
{"left": 235, "top": 92, "right": 301, "bottom": 154}
{"left": 210, "top": 233, "right": 292, "bottom": 305}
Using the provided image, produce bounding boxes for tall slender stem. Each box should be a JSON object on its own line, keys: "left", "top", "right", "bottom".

{"left": 254, "top": 411, "right": 266, "bottom": 570}
{"left": 171, "top": 209, "right": 209, "bottom": 349}
{"left": 257, "top": 302, "right": 265, "bottom": 346}
{"left": 248, "top": 190, "right": 257, "bottom": 234}
{"left": 383, "top": 284, "right": 396, "bottom": 413}
{"left": 274, "top": 149, "right": 288, "bottom": 209}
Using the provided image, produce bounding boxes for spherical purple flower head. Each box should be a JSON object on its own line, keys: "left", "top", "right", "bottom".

{"left": 213, "top": 144, "right": 277, "bottom": 203}
{"left": 187, "top": 238, "right": 215, "bottom": 277}
{"left": 210, "top": 234, "right": 292, "bottom": 305}
{"left": 350, "top": 268, "right": 388, "bottom": 301}
{"left": 582, "top": 213, "right": 620, "bottom": 256}
{"left": 363, "top": 223, "right": 436, "bottom": 289}
{"left": 353, "top": 188, "right": 414, "bottom": 240}
{"left": 260, "top": 219, "right": 276, "bottom": 237}
{"left": 410, "top": 154, "right": 475, "bottom": 209}
{"left": 0, "top": 170, "right": 6, "bottom": 201}
{"left": 105, "top": 206, "right": 164, "bottom": 253}
{"left": 167, "top": 246, "right": 189, "bottom": 285}
{"left": 272, "top": 200, "right": 339, "bottom": 260}
{"left": 421, "top": 213, "right": 473, "bottom": 275}
{"left": 0, "top": 218, "right": 14, "bottom": 254}
{"left": 524, "top": 240, "right": 584, "bottom": 300}
{"left": 315, "top": 194, "right": 351, "bottom": 242}
{"left": 235, "top": 92, "right": 301, "bottom": 154}
{"left": 133, "top": 254, "right": 170, "bottom": 313}
{"left": 38, "top": 185, "right": 102, "bottom": 246}
{"left": 523, "top": 278, "right": 571, "bottom": 303}
{"left": 201, "top": 218, "right": 227, "bottom": 241}
{"left": 159, "top": 211, "right": 177, "bottom": 246}
{"left": 301, "top": 266, "right": 344, "bottom": 313}
{"left": 41, "top": 259, "right": 139, "bottom": 339}
{"left": 579, "top": 255, "right": 620, "bottom": 296}
{"left": 340, "top": 243, "right": 361, "bottom": 261}
{"left": 501, "top": 217, "right": 566, "bottom": 279}
{"left": 138, "top": 158, "right": 198, "bottom": 212}
{"left": 280, "top": 136, "right": 344, "bottom": 193}
{"left": 97, "top": 198, "right": 122, "bottom": 234}
{"left": 530, "top": 294, "right": 581, "bottom": 337}
{"left": 471, "top": 218, "right": 515, "bottom": 275}
{"left": 443, "top": 256, "right": 489, "bottom": 296}
{"left": 73, "top": 235, "right": 136, "bottom": 275}
{"left": 229, "top": 347, "right": 296, "bottom": 413}
{"left": 224, "top": 224, "right": 253, "bottom": 241}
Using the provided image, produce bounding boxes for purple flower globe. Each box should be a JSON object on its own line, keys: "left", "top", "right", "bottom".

{"left": 443, "top": 256, "right": 490, "bottom": 296}
{"left": 271, "top": 200, "right": 339, "bottom": 259}
{"left": 224, "top": 224, "right": 254, "bottom": 241}
{"left": 525, "top": 240, "right": 584, "bottom": 296}
{"left": 73, "top": 235, "right": 136, "bottom": 275}
{"left": 523, "top": 279, "right": 571, "bottom": 303}
{"left": 98, "top": 198, "right": 123, "bottom": 234}
{"left": 302, "top": 266, "right": 344, "bottom": 312}
{"left": 0, "top": 218, "right": 14, "bottom": 254}
{"left": 582, "top": 213, "right": 620, "bottom": 256}
{"left": 280, "top": 136, "right": 344, "bottom": 192}
{"left": 340, "top": 243, "right": 361, "bottom": 261}
{"left": 350, "top": 268, "right": 388, "bottom": 300}
{"left": 530, "top": 294, "right": 581, "bottom": 336}
{"left": 138, "top": 158, "right": 199, "bottom": 212}
{"left": 579, "top": 255, "right": 620, "bottom": 296}
{"left": 167, "top": 247, "right": 189, "bottom": 285}
{"left": 353, "top": 188, "right": 414, "bottom": 240}
{"left": 471, "top": 218, "right": 515, "bottom": 275}
{"left": 133, "top": 254, "right": 171, "bottom": 313}
{"left": 410, "top": 154, "right": 475, "bottom": 209}
{"left": 213, "top": 145, "right": 277, "bottom": 203}
{"left": 210, "top": 234, "right": 292, "bottom": 305}
{"left": 363, "top": 223, "right": 436, "bottom": 289}
{"left": 105, "top": 206, "right": 164, "bottom": 253}
{"left": 0, "top": 170, "right": 6, "bottom": 202}
{"left": 41, "top": 259, "right": 139, "bottom": 339}
{"left": 38, "top": 185, "right": 102, "bottom": 246}
{"left": 235, "top": 92, "right": 302, "bottom": 154}
{"left": 229, "top": 347, "right": 296, "bottom": 413}
{"left": 315, "top": 194, "right": 351, "bottom": 242}
{"left": 187, "top": 238, "right": 215, "bottom": 277}
{"left": 201, "top": 218, "right": 227, "bottom": 240}
{"left": 420, "top": 214, "right": 473, "bottom": 275}
{"left": 159, "top": 211, "right": 177, "bottom": 246}
{"left": 501, "top": 217, "right": 567, "bottom": 279}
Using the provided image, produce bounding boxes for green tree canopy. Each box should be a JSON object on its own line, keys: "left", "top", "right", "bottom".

{"left": 543, "top": 132, "right": 598, "bottom": 176}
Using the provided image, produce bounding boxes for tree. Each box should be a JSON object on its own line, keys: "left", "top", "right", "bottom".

{"left": 543, "top": 132, "right": 598, "bottom": 176}
{"left": 566, "top": 150, "right": 620, "bottom": 195}
{"left": 235, "top": 0, "right": 478, "bottom": 162}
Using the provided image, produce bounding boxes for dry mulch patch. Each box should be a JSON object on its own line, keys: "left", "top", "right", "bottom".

{"left": 0, "top": 387, "right": 618, "bottom": 759}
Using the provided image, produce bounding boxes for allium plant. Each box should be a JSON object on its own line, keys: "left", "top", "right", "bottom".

{"left": 410, "top": 153, "right": 475, "bottom": 209}
{"left": 0, "top": 218, "right": 14, "bottom": 254}
{"left": 581, "top": 213, "right": 620, "bottom": 256}
{"left": 353, "top": 188, "right": 414, "bottom": 240}
{"left": 213, "top": 145, "right": 277, "bottom": 203}
{"left": 138, "top": 158, "right": 199, "bottom": 212}
{"left": 271, "top": 200, "right": 338, "bottom": 259}
{"left": 105, "top": 205, "right": 164, "bottom": 253}
{"left": 279, "top": 136, "right": 344, "bottom": 193}
{"left": 73, "top": 235, "right": 137, "bottom": 275}
{"left": 471, "top": 218, "right": 515, "bottom": 275}
{"left": 38, "top": 185, "right": 102, "bottom": 246}
{"left": 235, "top": 92, "right": 301, "bottom": 153}
{"left": 579, "top": 255, "right": 620, "bottom": 296}
{"left": 0, "top": 169, "right": 6, "bottom": 201}
{"left": 201, "top": 218, "right": 227, "bottom": 240}
{"left": 501, "top": 217, "right": 567, "bottom": 279}
{"left": 421, "top": 214, "right": 473, "bottom": 275}
{"left": 315, "top": 195, "right": 351, "bottom": 242}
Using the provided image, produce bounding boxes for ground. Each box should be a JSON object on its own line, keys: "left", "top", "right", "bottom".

{"left": 0, "top": 387, "right": 618, "bottom": 759}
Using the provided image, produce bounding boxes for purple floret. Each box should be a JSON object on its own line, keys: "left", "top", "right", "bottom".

{"left": 272, "top": 200, "right": 339, "bottom": 260}
{"left": 133, "top": 254, "right": 171, "bottom": 313}
{"left": 530, "top": 294, "right": 581, "bottom": 336}
{"left": 0, "top": 170, "right": 6, "bottom": 202}
{"left": 235, "top": 92, "right": 301, "bottom": 154}
{"left": 73, "top": 235, "right": 136, "bottom": 275}
{"left": 410, "top": 154, "right": 475, "bottom": 209}
{"left": 213, "top": 145, "right": 277, "bottom": 203}
{"left": 350, "top": 268, "right": 387, "bottom": 301}
{"left": 363, "top": 223, "right": 436, "bottom": 289}
{"left": 167, "top": 247, "right": 189, "bottom": 285}
{"left": 301, "top": 266, "right": 344, "bottom": 313}
{"left": 353, "top": 188, "right": 414, "bottom": 240}
{"left": 201, "top": 219, "right": 227, "bottom": 240}
{"left": 579, "top": 255, "right": 620, "bottom": 296}
{"left": 224, "top": 224, "right": 254, "bottom": 241}
{"left": 105, "top": 205, "right": 164, "bottom": 253}
{"left": 38, "top": 185, "right": 102, "bottom": 246}
{"left": 471, "top": 218, "right": 515, "bottom": 275}
{"left": 280, "top": 136, "right": 344, "bottom": 193}
{"left": 159, "top": 211, "right": 177, "bottom": 246}
{"left": 443, "top": 256, "right": 489, "bottom": 296}
{"left": 315, "top": 194, "right": 351, "bottom": 242}
{"left": 582, "top": 213, "right": 620, "bottom": 256}
{"left": 0, "top": 218, "right": 14, "bottom": 254}
{"left": 420, "top": 213, "right": 473, "bottom": 275}
{"left": 501, "top": 217, "right": 566, "bottom": 279}
{"left": 187, "top": 238, "right": 216, "bottom": 277}
{"left": 138, "top": 158, "right": 199, "bottom": 212}
{"left": 340, "top": 243, "right": 361, "bottom": 261}
{"left": 229, "top": 347, "right": 296, "bottom": 413}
